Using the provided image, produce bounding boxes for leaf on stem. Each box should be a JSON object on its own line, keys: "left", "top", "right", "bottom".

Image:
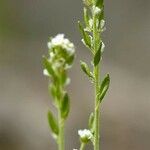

{"left": 48, "top": 84, "right": 56, "bottom": 98}
{"left": 88, "top": 112, "right": 95, "bottom": 132}
{"left": 61, "top": 93, "right": 70, "bottom": 119}
{"left": 66, "top": 54, "right": 75, "bottom": 66}
{"left": 98, "top": 74, "right": 110, "bottom": 103}
{"left": 60, "top": 70, "right": 67, "bottom": 86}
{"left": 80, "top": 61, "right": 94, "bottom": 80}
{"left": 47, "top": 110, "right": 59, "bottom": 138}
{"left": 43, "top": 56, "right": 56, "bottom": 78}
{"left": 95, "top": 0, "right": 104, "bottom": 8}
{"left": 84, "top": 8, "right": 90, "bottom": 28}
{"left": 93, "top": 42, "right": 102, "bottom": 66}
{"left": 78, "top": 21, "right": 91, "bottom": 48}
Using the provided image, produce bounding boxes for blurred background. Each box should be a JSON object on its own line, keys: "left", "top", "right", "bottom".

{"left": 0, "top": 0, "right": 150, "bottom": 150}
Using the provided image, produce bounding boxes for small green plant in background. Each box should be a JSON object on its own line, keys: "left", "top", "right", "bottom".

{"left": 43, "top": 34, "right": 75, "bottom": 150}
{"left": 78, "top": 0, "right": 110, "bottom": 150}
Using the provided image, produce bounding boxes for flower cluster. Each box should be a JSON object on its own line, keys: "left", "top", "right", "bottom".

{"left": 78, "top": 129, "right": 93, "bottom": 143}
{"left": 47, "top": 34, "right": 75, "bottom": 55}
{"left": 44, "top": 34, "right": 75, "bottom": 78}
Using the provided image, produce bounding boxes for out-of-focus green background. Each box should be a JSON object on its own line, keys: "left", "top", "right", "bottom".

{"left": 0, "top": 0, "right": 150, "bottom": 150}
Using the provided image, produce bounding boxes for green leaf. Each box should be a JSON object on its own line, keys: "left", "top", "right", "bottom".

{"left": 97, "top": 6, "right": 104, "bottom": 29}
{"left": 78, "top": 21, "right": 91, "bottom": 48}
{"left": 61, "top": 93, "right": 70, "bottom": 119}
{"left": 60, "top": 70, "right": 67, "bottom": 86}
{"left": 99, "top": 74, "right": 110, "bottom": 103}
{"left": 43, "top": 56, "right": 55, "bottom": 77}
{"left": 88, "top": 112, "right": 94, "bottom": 131}
{"left": 80, "top": 61, "right": 94, "bottom": 79}
{"left": 47, "top": 110, "right": 59, "bottom": 137}
{"left": 94, "top": 43, "right": 102, "bottom": 66}
{"left": 48, "top": 84, "right": 59, "bottom": 106}
{"left": 84, "top": 8, "right": 90, "bottom": 28}
{"left": 66, "top": 54, "right": 74, "bottom": 66}
{"left": 48, "top": 84, "right": 56, "bottom": 98}
{"left": 96, "top": 0, "right": 104, "bottom": 8}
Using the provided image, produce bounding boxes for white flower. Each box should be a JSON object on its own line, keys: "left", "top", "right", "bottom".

{"left": 47, "top": 34, "right": 75, "bottom": 54}
{"left": 93, "top": 6, "right": 101, "bottom": 15}
{"left": 51, "top": 34, "right": 64, "bottom": 45}
{"left": 78, "top": 129, "right": 93, "bottom": 143}
{"left": 50, "top": 52, "right": 55, "bottom": 58}
{"left": 43, "top": 69, "right": 49, "bottom": 76}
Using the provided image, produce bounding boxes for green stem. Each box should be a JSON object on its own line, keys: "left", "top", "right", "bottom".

{"left": 94, "top": 66, "right": 100, "bottom": 150}
{"left": 80, "top": 142, "right": 85, "bottom": 150}
{"left": 57, "top": 81, "right": 65, "bottom": 150}
{"left": 93, "top": 12, "right": 101, "bottom": 150}
{"left": 58, "top": 109, "right": 65, "bottom": 150}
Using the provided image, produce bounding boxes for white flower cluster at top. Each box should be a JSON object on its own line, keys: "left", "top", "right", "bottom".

{"left": 43, "top": 34, "right": 75, "bottom": 77}
{"left": 47, "top": 34, "right": 75, "bottom": 55}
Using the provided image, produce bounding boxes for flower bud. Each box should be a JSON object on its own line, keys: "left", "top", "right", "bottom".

{"left": 92, "top": 6, "right": 101, "bottom": 15}
{"left": 78, "top": 129, "right": 93, "bottom": 143}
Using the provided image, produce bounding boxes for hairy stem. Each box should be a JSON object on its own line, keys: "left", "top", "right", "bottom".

{"left": 94, "top": 66, "right": 100, "bottom": 150}
{"left": 58, "top": 109, "right": 64, "bottom": 150}
{"left": 58, "top": 84, "right": 64, "bottom": 150}
{"left": 93, "top": 12, "right": 101, "bottom": 150}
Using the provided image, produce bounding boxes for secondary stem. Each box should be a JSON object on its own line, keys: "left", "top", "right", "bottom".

{"left": 80, "top": 143, "right": 85, "bottom": 150}
{"left": 58, "top": 108, "right": 64, "bottom": 150}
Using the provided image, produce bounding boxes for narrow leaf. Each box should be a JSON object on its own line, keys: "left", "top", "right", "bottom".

{"left": 94, "top": 43, "right": 102, "bottom": 66}
{"left": 88, "top": 112, "right": 94, "bottom": 131}
{"left": 78, "top": 21, "right": 91, "bottom": 48}
{"left": 99, "top": 74, "right": 110, "bottom": 102}
{"left": 96, "top": 0, "right": 104, "bottom": 8}
{"left": 43, "top": 56, "right": 55, "bottom": 77}
{"left": 60, "top": 70, "right": 67, "bottom": 86}
{"left": 84, "top": 7, "right": 90, "bottom": 28}
{"left": 80, "top": 61, "right": 94, "bottom": 79}
{"left": 48, "top": 84, "right": 56, "bottom": 98}
{"left": 66, "top": 54, "right": 74, "bottom": 66}
{"left": 47, "top": 110, "right": 59, "bottom": 136}
{"left": 61, "top": 93, "right": 70, "bottom": 119}
{"left": 48, "top": 84, "right": 59, "bottom": 106}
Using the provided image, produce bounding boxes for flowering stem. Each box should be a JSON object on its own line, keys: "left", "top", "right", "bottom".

{"left": 43, "top": 34, "right": 75, "bottom": 150}
{"left": 78, "top": 0, "right": 110, "bottom": 150}
{"left": 58, "top": 83, "right": 65, "bottom": 150}
{"left": 94, "top": 66, "right": 100, "bottom": 150}
{"left": 80, "top": 143, "right": 85, "bottom": 150}
{"left": 93, "top": 12, "right": 101, "bottom": 150}
{"left": 58, "top": 109, "right": 65, "bottom": 150}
